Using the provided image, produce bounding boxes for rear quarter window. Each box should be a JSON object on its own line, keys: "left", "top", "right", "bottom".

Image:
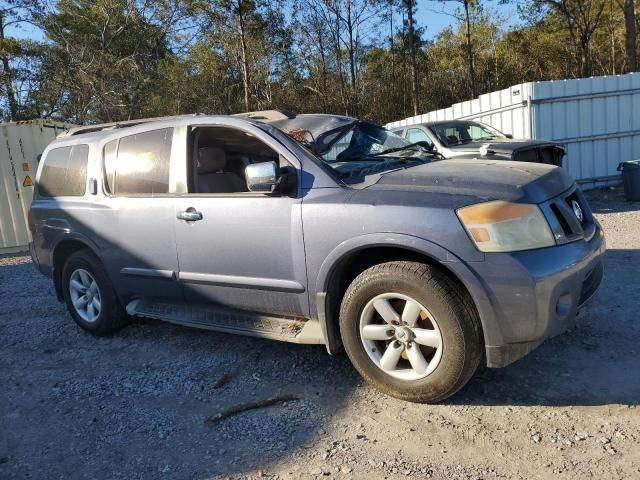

{"left": 38, "top": 145, "right": 89, "bottom": 197}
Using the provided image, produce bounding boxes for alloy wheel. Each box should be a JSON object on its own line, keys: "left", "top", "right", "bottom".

{"left": 69, "top": 268, "right": 102, "bottom": 323}
{"left": 359, "top": 293, "right": 443, "bottom": 381}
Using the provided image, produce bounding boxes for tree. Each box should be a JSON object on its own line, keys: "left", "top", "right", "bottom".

{"left": 462, "top": 0, "right": 477, "bottom": 98}
{"left": 291, "top": 0, "right": 386, "bottom": 116}
{"left": 619, "top": 0, "right": 636, "bottom": 72}
{"left": 433, "top": 1, "right": 480, "bottom": 99}
{"left": 403, "top": 0, "right": 421, "bottom": 115}
{"left": 2, "top": 0, "right": 636, "bottom": 126}
{"left": 194, "top": 0, "right": 291, "bottom": 113}
{"left": 38, "top": 0, "right": 193, "bottom": 123}
{"left": 0, "top": 0, "right": 44, "bottom": 120}
{"left": 526, "top": 0, "right": 607, "bottom": 77}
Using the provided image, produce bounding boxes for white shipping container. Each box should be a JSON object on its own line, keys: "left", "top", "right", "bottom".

{"left": 386, "top": 73, "right": 640, "bottom": 189}
{"left": 1, "top": 119, "right": 74, "bottom": 253}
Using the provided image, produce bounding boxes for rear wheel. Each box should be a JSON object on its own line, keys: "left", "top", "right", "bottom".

{"left": 62, "top": 250, "right": 128, "bottom": 335}
{"left": 339, "top": 261, "right": 483, "bottom": 403}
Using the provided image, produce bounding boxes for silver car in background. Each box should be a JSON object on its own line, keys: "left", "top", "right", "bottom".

{"left": 392, "top": 119, "right": 566, "bottom": 166}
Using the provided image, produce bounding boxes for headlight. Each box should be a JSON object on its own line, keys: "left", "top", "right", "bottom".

{"left": 456, "top": 200, "right": 555, "bottom": 252}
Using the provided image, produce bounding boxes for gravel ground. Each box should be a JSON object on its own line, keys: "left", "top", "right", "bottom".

{"left": 1, "top": 186, "right": 639, "bottom": 480}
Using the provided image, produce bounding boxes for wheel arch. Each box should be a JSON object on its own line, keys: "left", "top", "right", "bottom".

{"left": 52, "top": 237, "right": 101, "bottom": 302}
{"left": 315, "top": 233, "right": 502, "bottom": 356}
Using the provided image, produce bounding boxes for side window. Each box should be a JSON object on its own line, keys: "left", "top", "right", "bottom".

{"left": 38, "top": 144, "right": 89, "bottom": 197}
{"left": 406, "top": 128, "right": 433, "bottom": 148}
{"left": 103, "top": 139, "right": 117, "bottom": 194}
{"left": 468, "top": 125, "right": 484, "bottom": 138}
{"left": 190, "top": 126, "right": 281, "bottom": 194}
{"left": 445, "top": 128, "right": 459, "bottom": 141}
{"left": 438, "top": 127, "right": 463, "bottom": 145}
{"left": 104, "top": 128, "right": 172, "bottom": 195}
{"left": 323, "top": 130, "right": 353, "bottom": 162}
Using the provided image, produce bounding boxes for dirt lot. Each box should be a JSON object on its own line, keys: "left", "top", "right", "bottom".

{"left": 1, "top": 187, "right": 639, "bottom": 480}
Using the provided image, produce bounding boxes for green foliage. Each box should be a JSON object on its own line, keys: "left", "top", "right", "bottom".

{"left": 0, "top": 0, "right": 638, "bottom": 124}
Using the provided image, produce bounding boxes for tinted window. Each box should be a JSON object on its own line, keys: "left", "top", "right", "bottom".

{"left": 430, "top": 121, "right": 505, "bottom": 146}
{"left": 103, "top": 140, "right": 117, "bottom": 194}
{"left": 104, "top": 128, "right": 173, "bottom": 195}
{"left": 38, "top": 145, "right": 89, "bottom": 197}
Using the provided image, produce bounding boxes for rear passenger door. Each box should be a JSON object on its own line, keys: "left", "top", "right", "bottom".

{"left": 96, "top": 127, "right": 183, "bottom": 304}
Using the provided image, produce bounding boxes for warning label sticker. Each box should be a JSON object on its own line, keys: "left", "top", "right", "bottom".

{"left": 23, "top": 176, "right": 33, "bottom": 187}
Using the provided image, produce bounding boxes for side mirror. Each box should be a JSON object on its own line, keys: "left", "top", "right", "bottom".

{"left": 505, "top": 133, "right": 514, "bottom": 139}
{"left": 246, "top": 161, "right": 278, "bottom": 193}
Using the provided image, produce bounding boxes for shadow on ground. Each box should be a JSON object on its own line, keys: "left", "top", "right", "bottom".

{"left": 0, "top": 256, "right": 360, "bottom": 479}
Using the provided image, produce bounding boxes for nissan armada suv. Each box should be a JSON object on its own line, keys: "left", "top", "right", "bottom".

{"left": 28, "top": 112, "right": 605, "bottom": 403}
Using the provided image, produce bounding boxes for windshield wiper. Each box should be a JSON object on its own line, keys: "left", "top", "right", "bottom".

{"left": 369, "top": 142, "right": 431, "bottom": 157}
{"left": 336, "top": 154, "right": 395, "bottom": 162}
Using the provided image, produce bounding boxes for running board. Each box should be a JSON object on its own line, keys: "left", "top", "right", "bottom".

{"left": 126, "top": 299, "right": 325, "bottom": 345}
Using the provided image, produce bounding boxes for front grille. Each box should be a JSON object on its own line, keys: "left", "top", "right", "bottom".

{"left": 543, "top": 187, "right": 595, "bottom": 244}
{"left": 550, "top": 202, "right": 572, "bottom": 236}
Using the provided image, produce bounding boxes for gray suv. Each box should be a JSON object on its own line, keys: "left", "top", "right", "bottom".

{"left": 29, "top": 113, "right": 605, "bottom": 403}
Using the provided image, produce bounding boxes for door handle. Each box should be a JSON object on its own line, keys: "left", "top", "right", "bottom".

{"left": 177, "top": 209, "right": 203, "bottom": 222}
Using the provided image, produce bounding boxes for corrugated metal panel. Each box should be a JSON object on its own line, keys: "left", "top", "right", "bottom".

{"left": 0, "top": 120, "right": 74, "bottom": 252}
{"left": 386, "top": 73, "right": 640, "bottom": 188}
{"left": 531, "top": 74, "right": 640, "bottom": 183}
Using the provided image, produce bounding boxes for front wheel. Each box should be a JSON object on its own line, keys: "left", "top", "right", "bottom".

{"left": 339, "top": 261, "right": 483, "bottom": 403}
{"left": 62, "top": 249, "right": 128, "bottom": 335}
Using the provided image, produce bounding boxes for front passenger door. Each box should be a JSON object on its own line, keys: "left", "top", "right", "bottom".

{"left": 173, "top": 124, "right": 308, "bottom": 318}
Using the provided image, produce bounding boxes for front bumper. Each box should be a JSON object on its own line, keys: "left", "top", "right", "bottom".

{"left": 472, "top": 224, "right": 605, "bottom": 368}
{"left": 29, "top": 241, "right": 39, "bottom": 269}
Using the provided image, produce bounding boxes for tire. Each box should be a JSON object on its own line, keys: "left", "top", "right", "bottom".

{"left": 339, "top": 261, "right": 483, "bottom": 403}
{"left": 61, "top": 249, "right": 128, "bottom": 336}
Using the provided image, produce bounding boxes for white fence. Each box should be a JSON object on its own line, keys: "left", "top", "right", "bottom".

{"left": 1, "top": 120, "right": 74, "bottom": 253}
{"left": 386, "top": 73, "right": 640, "bottom": 187}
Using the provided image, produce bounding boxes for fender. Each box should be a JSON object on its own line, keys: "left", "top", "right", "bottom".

{"left": 48, "top": 222, "right": 103, "bottom": 262}
{"left": 48, "top": 226, "right": 103, "bottom": 301}
{"left": 314, "top": 232, "right": 504, "bottom": 352}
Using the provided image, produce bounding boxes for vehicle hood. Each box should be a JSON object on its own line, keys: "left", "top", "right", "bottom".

{"left": 361, "top": 159, "right": 573, "bottom": 205}
{"left": 446, "top": 138, "right": 565, "bottom": 155}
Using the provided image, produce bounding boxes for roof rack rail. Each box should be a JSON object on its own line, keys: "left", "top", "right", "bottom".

{"left": 232, "top": 109, "right": 296, "bottom": 121}
{"left": 58, "top": 114, "right": 204, "bottom": 138}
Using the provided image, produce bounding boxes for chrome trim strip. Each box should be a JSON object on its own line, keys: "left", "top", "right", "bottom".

{"left": 120, "top": 268, "right": 176, "bottom": 280}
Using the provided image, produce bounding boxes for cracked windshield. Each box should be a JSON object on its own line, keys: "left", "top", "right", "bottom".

{"left": 320, "top": 122, "right": 436, "bottom": 179}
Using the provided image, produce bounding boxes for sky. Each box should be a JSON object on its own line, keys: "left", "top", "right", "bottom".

{"left": 7, "top": 0, "right": 520, "bottom": 43}
{"left": 417, "top": 1, "right": 520, "bottom": 39}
